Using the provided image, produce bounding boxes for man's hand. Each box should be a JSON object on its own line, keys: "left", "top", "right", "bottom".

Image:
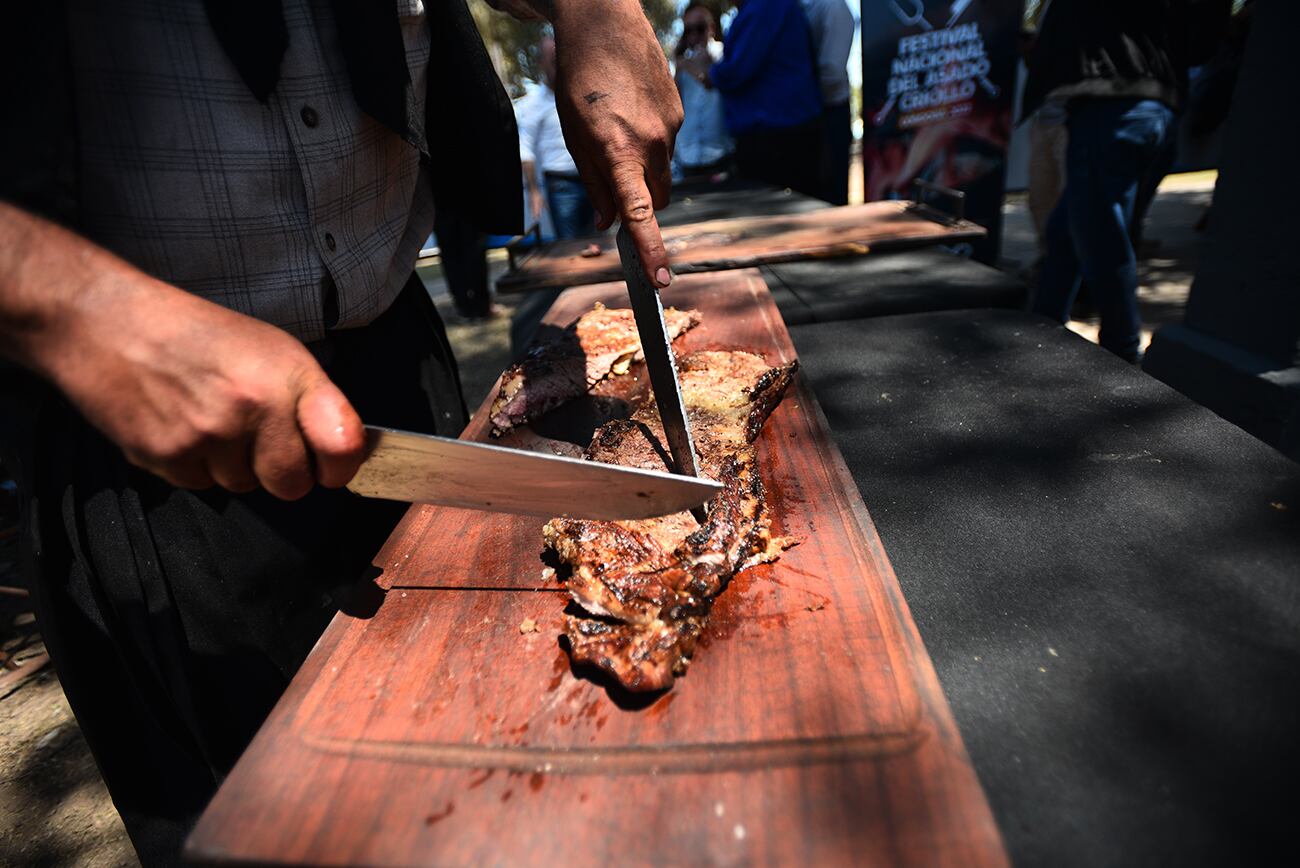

{"left": 1, "top": 204, "right": 365, "bottom": 500}
{"left": 529, "top": 188, "right": 546, "bottom": 229}
{"left": 550, "top": 1, "right": 683, "bottom": 287}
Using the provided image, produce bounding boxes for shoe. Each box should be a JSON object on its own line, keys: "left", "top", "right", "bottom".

{"left": 445, "top": 304, "right": 502, "bottom": 325}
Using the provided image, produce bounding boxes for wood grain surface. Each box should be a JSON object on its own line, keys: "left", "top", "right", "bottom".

{"left": 186, "top": 270, "right": 1007, "bottom": 867}
{"left": 496, "top": 200, "right": 986, "bottom": 294}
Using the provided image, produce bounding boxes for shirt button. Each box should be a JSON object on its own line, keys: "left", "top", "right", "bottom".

{"left": 300, "top": 105, "right": 319, "bottom": 128}
{"left": 324, "top": 232, "right": 336, "bottom": 252}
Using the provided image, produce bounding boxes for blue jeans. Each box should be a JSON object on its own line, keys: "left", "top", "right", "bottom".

{"left": 544, "top": 174, "right": 595, "bottom": 240}
{"left": 1033, "top": 99, "right": 1175, "bottom": 361}
{"left": 511, "top": 176, "right": 596, "bottom": 354}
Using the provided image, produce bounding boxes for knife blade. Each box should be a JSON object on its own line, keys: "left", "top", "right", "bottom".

{"left": 346, "top": 426, "right": 721, "bottom": 520}
{"left": 615, "top": 225, "right": 708, "bottom": 524}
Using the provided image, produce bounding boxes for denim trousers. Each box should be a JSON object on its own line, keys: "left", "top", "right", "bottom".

{"left": 544, "top": 174, "right": 595, "bottom": 241}
{"left": 511, "top": 175, "right": 597, "bottom": 354}
{"left": 1033, "top": 98, "right": 1175, "bottom": 361}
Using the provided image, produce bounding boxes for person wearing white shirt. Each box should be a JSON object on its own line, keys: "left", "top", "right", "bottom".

{"left": 511, "top": 35, "right": 598, "bottom": 352}
{"left": 801, "top": 0, "right": 855, "bottom": 204}
{"left": 515, "top": 36, "right": 594, "bottom": 240}
{"left": 672, "top": 3, "right": 733, "bottom": 180}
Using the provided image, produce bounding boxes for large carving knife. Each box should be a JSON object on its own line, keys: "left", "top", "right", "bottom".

{"left": 347, "top": 426, "right": 720, "bottom": 520}
{"left": 616, "top": 225, "right": 709, "bottom": 524}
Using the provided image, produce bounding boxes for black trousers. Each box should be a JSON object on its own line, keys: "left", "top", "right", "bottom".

{"left": 734, "top": 120, "right": 823, "bottom": 201}
{"left": 19, "top": 277, "right": 467, "bottom": 865}
{"left": 818, "top": 100, "right": 852, "bottom": 206}
{"left": 433, "top": 206, "right": 492, "bottom": 318}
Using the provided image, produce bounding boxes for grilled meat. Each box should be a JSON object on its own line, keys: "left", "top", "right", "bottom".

{"left": 489, "top": 303, "right": 700, "bottom": 436}
{"left": 546, "top": 350, "right": 798, "bottom": 691}
{"left": 565, "top": 617, "right": 703, "bottom": 694}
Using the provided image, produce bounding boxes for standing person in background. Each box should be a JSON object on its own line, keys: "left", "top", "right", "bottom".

{"left": 517, "top": 36, "right": 595, "bottom": 241}
{"left": 511, "top": 34, "right": 597, "bottom": 353}
{"left": 673, "top": 3, "right": 733, "bottom": 182}
{"left": 434, "top": 206, "right": 496, "bottom": 322}
{"left": 1020, "top": 1, "right": 1067, "bottom": 265}
{"left": 684, "top": 0, "right": 823, "bottom": 198}
{"left": 1024, "top": 0, "right": 1230, "bottom": 363}
{"left": 800, "top": 0, "right": 856, "bottom": 205}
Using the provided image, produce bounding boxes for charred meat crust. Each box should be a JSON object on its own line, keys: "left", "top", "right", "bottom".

{"left": 489, "top": 305, "right": 700, "bottom": 436}
{"left": 551, "top": 350, "right": 799, "bottom": 691}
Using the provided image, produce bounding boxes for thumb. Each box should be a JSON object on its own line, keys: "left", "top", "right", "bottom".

{"left": 296, "top": 373, "right": 366, "bottom": 488}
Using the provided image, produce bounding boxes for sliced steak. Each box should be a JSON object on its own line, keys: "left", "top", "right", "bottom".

{"left": 490, "top": 304, "right": 700, "bottom": 436}
{"left": 547, "top": 349, "right": 798, "bottom": 691}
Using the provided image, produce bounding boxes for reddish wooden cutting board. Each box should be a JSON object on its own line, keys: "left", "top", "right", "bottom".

{"left": 496, "top": 200, "right": 986, "bottom": 294}
{"left": 186, "top": 270, "right": 1007, "bottom": 867}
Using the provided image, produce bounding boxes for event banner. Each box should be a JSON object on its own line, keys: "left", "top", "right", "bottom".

{"left": 861, "top": 0, "right": 1022, "bottom": 263}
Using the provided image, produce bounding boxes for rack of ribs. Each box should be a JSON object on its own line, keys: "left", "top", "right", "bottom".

{"left": 489, "top": 303, "right": 700, "bottom": 437}
{"left": 544, "top": 350, "right": 798, "bottom": 691}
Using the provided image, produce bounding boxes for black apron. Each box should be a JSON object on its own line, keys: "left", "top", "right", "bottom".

{"left": 21, "top": 278, "right": 466, "bottom": 864}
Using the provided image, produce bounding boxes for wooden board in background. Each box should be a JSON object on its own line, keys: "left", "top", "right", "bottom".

{"left": 496, "top": 200, "right": 986, "bottom": 294}
{"left": 186, "top": 270, "right": 1007, "bottom": 867}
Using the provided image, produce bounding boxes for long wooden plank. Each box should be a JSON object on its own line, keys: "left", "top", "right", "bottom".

{"left": 497, "top": 200, "right": 985, "bottom": 294}
{"left": 186, "top": 270, "right": 1006, "bottom": 867}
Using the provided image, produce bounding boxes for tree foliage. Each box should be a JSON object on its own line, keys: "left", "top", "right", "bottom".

{"left": 471, "top": 0, "right": 686, "bottom": 97}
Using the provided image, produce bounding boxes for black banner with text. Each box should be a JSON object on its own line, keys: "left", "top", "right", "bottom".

{"left": 861, "top": 0, "right": 1022, "bottom": 263}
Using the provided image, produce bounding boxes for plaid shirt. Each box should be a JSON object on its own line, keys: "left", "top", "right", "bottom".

{"left": 67, "top": 0, "right": 434, "bottom": 342}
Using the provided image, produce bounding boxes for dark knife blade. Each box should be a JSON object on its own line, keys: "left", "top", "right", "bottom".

{"left": 616, "top": 225, "right": 708, "bottom": 523}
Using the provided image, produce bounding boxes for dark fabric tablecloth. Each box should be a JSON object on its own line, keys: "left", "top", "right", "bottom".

{"left": 659, "top": 185, "right": 1025, "bottom": 326}
{"left": 657, "top": 181, "right": 828, "bottom": 228}
{"left": 761, "top": 250, "right": 1026, "bottom": 326}
{"left": 789, "top": 309, "right": 1300, "bottom": 867}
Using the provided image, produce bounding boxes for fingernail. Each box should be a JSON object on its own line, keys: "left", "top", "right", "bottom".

{"left": 655, "top": 267, "right": 671, "bottom": 287}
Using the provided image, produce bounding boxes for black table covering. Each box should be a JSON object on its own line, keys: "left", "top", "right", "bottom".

{"left": 659, "top": 185, "right": 1025, "bottom": 326}
{"left": 658, "top": 180, "right": 828, "bottom": 227}
{"left": 789, "top": 309, "right": 1300, "bottom": 866}
{"left": 762, "top": 250, "right": 1026, "bottom": 326}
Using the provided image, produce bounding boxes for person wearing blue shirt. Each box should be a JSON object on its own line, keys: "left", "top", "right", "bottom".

{"left": 681, "top": 0, "right": 823, "bottom": 197}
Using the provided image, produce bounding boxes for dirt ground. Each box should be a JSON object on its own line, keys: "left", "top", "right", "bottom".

{"left": 0, "top": 171, "right": 1215, "bottom": 866}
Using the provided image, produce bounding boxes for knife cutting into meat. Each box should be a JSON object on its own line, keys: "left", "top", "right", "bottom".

{"left": 345, "top": 225, "right": 716, "bottom": 523}
{"left": 346, "top": 426, "right": 719, "bottom": 520}
{"left": 616, "top": 224, "right": 710, "bottom": 525}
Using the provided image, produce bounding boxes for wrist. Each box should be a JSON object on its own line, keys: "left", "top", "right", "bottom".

{"left": 0, "top": 204, "right": 83, "bottom": 374}
{"left": 0, "top": 203, "right": 163, "bottom": 385}
{"left": 29, "top": 260, "right": 162, "bottom": 395}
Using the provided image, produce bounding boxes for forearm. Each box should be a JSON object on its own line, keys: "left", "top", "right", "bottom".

{"left": 551, "top": 0, "right": 649, "bottom": 40}
{"left": 523, "top": 161, "right": 540, "bottom": 195}
{"left": 525, "top": 0, "right": 679, "bottom": 284}
{"left": 0, "top": 202, "right": 159, "bottom": 383}
{"left": 550, "top": 0, "right": 664, "bottom": 108}
{"left": 0, "top": 201, "right": 365, "bottom": 498}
